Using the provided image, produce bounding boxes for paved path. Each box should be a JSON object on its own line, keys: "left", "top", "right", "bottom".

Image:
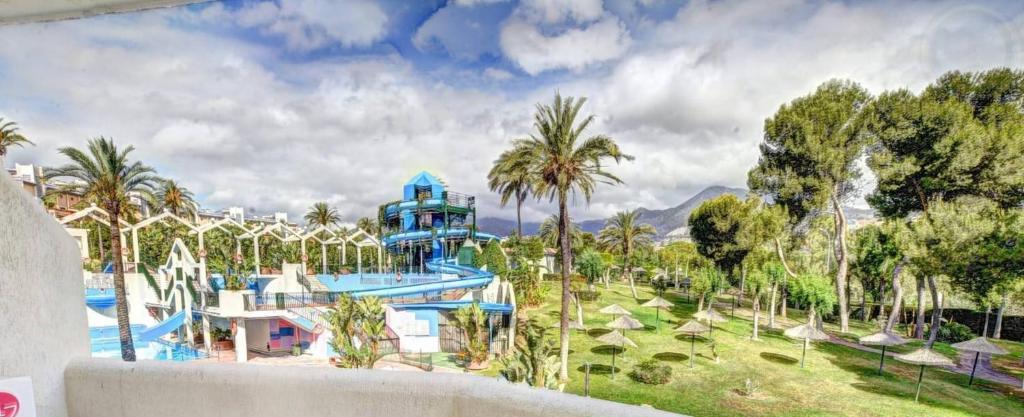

{"left": 827, "top": 334, "right": 1021, "bottom": 387}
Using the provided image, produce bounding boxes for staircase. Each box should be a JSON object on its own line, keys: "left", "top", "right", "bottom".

{"left": 298, "top": 271, "right": 330, "bottom": 293}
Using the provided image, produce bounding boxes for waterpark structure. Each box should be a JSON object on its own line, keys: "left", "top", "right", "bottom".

{"left": 77, "top": 171, "right": 515, "bottom": 363}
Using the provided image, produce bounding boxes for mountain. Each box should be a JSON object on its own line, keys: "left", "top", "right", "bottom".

{"left": 477, "top": 185, "right": 747, "bottom": 238}
{"left": 477, "top": 186, "right": 879, "bottom": 240}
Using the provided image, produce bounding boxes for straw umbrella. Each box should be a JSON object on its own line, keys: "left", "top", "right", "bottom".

{"left": 692, "top": 307, "right": 727, "bottom": 336}
{"left": 784, "top": 323, "right": 829, "bottom": 369}
{"left": 894, "top": 348, "right": 954, "bottom": 402}
{"left": 859, "top": 331, "right": 908, "bottom": 375}
{"left": 641, "top": 296, "right": 674, "bottom": 330}
{"left": 599, "top": 304, "right": 632, "bottom": 316}
{"left": 951, "top": 337, "right": 1008, "bottom": 387}
{"left": 596, "top": 330, "right": 637, "bottom": 379}
{"left": 675, "top": 320, "right": 709, "bottom": 369}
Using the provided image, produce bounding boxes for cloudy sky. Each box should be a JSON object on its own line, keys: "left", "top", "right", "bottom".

{"left": 2, "top": 0, "right": 1022, "bottom": 224}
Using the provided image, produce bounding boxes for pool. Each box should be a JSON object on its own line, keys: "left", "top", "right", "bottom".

{"left": 90, "top": 325, "right": 206, "bottom": 361}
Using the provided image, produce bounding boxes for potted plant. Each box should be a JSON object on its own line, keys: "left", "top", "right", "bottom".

{"left": 291, "top": 342, "right": 302, "bottom": 356}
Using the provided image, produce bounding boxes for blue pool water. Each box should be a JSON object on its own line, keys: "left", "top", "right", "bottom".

{"left": 90, "top": 325, "right": 206, "bottom": 361}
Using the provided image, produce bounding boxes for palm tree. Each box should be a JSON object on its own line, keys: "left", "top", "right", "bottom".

{"left": 154, "top": 178, "right": 197, "bottom": 219}
{"left": 0, "top": 118, "right": 33, "bottom": 166}
{"left": 598, "top": 209, "right": 656, "bottom": 299}
{"left": 305, "top": 202, "right": 341, "bottom": 228}
{"left": 47, "top": 137, "right": 159, "bottom": 361}
{"left": 357, "top": 216, "right": 379, "bottom": 236}
{"left": 488, "top": 143, "right": 535, "bottom": 236}
{"left": 538, "top": 213, "right": 582, "bottom": 249}
{"left": 511, "top": 93, "right": 632, "bottom": 382}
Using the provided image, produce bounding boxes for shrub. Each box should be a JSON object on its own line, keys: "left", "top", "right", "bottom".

{"left": 740, "top": 378, "right": 761, "bottom": 397}
{"left": 932, "top": 321, "right": 975, "bottom": 343}
{"left": 629, "top": 359, "right": 672, "bottom": 385}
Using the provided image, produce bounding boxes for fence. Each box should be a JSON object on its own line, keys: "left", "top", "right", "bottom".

{"left": 438, "top": 313, "right": 511, "bottom": 356}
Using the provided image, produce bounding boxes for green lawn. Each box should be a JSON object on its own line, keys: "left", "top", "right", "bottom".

{"left": 478, "top": 282, "right": 1024, "bottom": 417}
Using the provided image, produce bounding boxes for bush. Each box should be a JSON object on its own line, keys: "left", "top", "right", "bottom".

{"left": 629, "top": 359, "right": 672, "bottom": 385}
{"left": 932, "top": 321, "right": 975, "bottom": 343}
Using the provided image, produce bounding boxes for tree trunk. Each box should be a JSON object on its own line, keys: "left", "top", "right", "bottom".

{"left": 994, "top": 292, "right": 1008, "bottom": 339}
{"left": 557, "top": 197, "right": 572, "bottom": 382}
{"left": 884, "top": 258, "right": 905, "bottom": 333}
{"left": 752, "top": 294, "right": 761, "bottom": 340}
{"left": 982, "top": 307, "right": 991, "bottom": 338}
{"left": 768, "top": 282, "right": 778, "bottom": 329}
{"left": 572, "top": 293, "right": 584, "bottom": 328}
{"left": 925, "top": 275, "right": 942, "bottom": 347}
{"left": 515, "top": 196, "right": 523, "bottom": 237}
{"left": 877, "top": 275, "right": 886, "bottom": 324}
{"left": 697, "top": 293, "right": 705, "bottom": 312}
{"left": 107, "top": 203, "right": 137, "bottom": 361}
{"left": 627, "top": 273, "right": 638, "bottom": 299}
{"left": 738, "top": 265, "right": 746, "bottom": 304}
{"left": 831, "top": 194, "right": 850, "bottom": 333}
{"left": 774, "top": 237, "right": 798, "bottom": 279}
{"left": 781, "top": 285, "right": 788, "bottom": 319}
{"left": 914, "top": 276, "right": 926, "bottom": 339}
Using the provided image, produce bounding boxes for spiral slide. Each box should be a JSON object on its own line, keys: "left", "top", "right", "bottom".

{"left": 347, "top": 260, "right": 494, "bottom": 299}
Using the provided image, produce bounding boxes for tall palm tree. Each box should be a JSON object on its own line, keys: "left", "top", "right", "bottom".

{"left": 154, "top": 178, "right": 197, "bottom": 219}
{"left": 305, "top": 202, "right": 341, "bottom": 228}
{"left": 0, "top": 118, "right": 33, "bottom": 166}
{"left": 488, "top": 143, "right": 535, "bottom": 236}
{"left": 512, "top": 93, "right": 632, "bottom": 382}
{"left": 48, "top": 137, "right": 159, "bottom": 361}
{"left": 598, "top": 209, "right": 657, "bottom": 299}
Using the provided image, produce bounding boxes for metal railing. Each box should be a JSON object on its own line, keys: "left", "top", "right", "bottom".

{"left": 85, "top": 274, "right": 114, "bottom": 289}
{"left": 204, "top": 291, "right": 220, "bottom": 308}
{"left": 444, "top": 191, "right": 474, "bottom": 208}
{"left": 243, "top": 288, "right": 470, "bottom": 312}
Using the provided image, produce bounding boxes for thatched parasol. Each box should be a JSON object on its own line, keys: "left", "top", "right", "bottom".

{"left": 607, "top": 315, "right": 645, "bottom": 331}
{"left": 859, "top": 331, "right": 908, "bottom": 375}
{"left": 641, "top": 296, "right": 675, "bottom": 330}
{"left": 599, "top": 304, "right": 632, "bottom": 316}
{"left": 675, "top": 320, "right": 709, "bottom": 368}
{"left": 596, "top": 330, "right": 637, "bottom": 379}
{"left": 784, "top": 323, "right": 829, "bottom": 369}
{"left": 951, "top": 337, "right": 1008, "bottom": 386}
{"left": 692, "top": 307, "right": 728, "bottom": 336}
{"left": 894, "top": 348, "right": 955, "bottom": 403}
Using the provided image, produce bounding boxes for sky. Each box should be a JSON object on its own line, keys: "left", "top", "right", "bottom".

{"left": 1, "top": 0, "right": 1023, "bottom": 224}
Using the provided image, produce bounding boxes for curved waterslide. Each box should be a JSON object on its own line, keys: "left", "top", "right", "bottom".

{"left": 85, "top": 289, "right": 116, "bottom": 308}
{"left": 347, "top": 260, "right": 493, "bottom": 299}
{"left": 137, "top": 309, "right": 185, "bottom": 342}
{"left": 381, "top": 228, "right": 499, "bottom": 247}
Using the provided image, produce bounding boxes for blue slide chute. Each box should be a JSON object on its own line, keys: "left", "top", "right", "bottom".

{"left": 137, "top": 310, "right": 186, "bottom": 342}
{"left": 347, "top": 260, "right": 494, "bottom": 299}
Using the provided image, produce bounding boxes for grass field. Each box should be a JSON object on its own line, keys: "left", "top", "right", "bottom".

{"left": 478, "top": 281, "right": 1024, "bottom": 417}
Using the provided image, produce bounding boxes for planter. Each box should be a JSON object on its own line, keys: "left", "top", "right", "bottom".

{"left": 214, "top": 340, "right": 234, "bottom": 351}
{"left": 465, "top": 359, "right": 490, "bottom": 371}
{"left": 291, "top": 344, "right": 302, "bottom": 356}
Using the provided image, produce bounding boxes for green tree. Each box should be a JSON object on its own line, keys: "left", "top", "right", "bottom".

{"left": 598, "top": 209, "right": 656, "bottom": 298}
{"left": 850, "top": 224, "right": 901, "bottom": 324}
{"left": 788, "top": 273, "right": 838, "bottom": 324}
{"left": 748, "top": 79, "right": 871, "bottom": 333}
{"left": 455, "top": 302, "right": 490, "bottom": 368}
{"left": 503, "top": 93, "right": 632, "bottom": 382}
{"left": 305, "top": 202, "right": 341, "bottom": 228}
{"left": 153, "top": 178, "right": 197, "bottom": 219}
{"left": 745, "top": 268, "right": 770, "bottom": 340}
{"left": 574, "top": 248, "right": 605, "bottom": 289}
{"left": 488, "top": 143, "right": 536, "bottom": 237}
{"left": 0, "top": 117, "right": 33, "bottom": 164}
{"left": 501, "top": 320, "right": 558, "bottom": 388}
{"left": 863, "top": 69, "right": 1024, "bottom": 342}
{"left": 688, "top": 194, "right": 756, "bottom": 275}
{"left": 48, "top": 137, "right": 159, "bottom": 361}
{"left": 357, "top": 216, "right": 379, "bottom": 236}
{"left": 691, "top": 267, "right": 726, "bottom": 312}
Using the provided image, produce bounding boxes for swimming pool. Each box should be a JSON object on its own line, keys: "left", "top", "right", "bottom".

{"left": 90, "top": 325, "right": 206, "bottom": 361}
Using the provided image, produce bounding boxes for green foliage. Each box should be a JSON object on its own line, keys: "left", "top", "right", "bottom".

{"left": 744, "top": 268, "right": 769, "bottom": 297}
{"left": 691, "top": 267, "right": 726, "bottom": 298}
{"left": 137, "top": 221, "right": 199, "bottom": 267}
{"left": 501, "top": 320, "right": 558, "bottom": 388}
{"left": 629, "top": 358, "right": 672, "bottom": 385}
{"left": 598, "top": 209, "right": 657, "bottom": 274}
{"left": 325, "top": 294, "right": 386, "bottom": 369}
{"left": 762, "top": 261, "right": 787, "bottom": 285}
{"left": 152, "top": 179, "right": 196, "bottom": 218}
{"left": 747, "top": 79, "right": 871, "bottom": 223}
{"left": 788, "top": 273, "right": 837, "bottom": 316}
{"left": 304, "top": 202, "right": 340, "bottom": 228}
{"left": 931, "top": 322, "right": 975, "bottom": 344}
{"left": 0, "top": 117, "right": 33, "bottom": 156}
{"left": 139, "top": 263, "right": 162, "bottom": 300}
{"left": 574, "top": 249, "right": 605, "bottom": 284}
{"left": 688, "top": 195, "right": 756, "bottom": 273}
{"left": 455, "top": 302, "right": 490, "bottom": 365}
{"left": 850, "top": 223, "right": 902, "bottom": 302}
{"left": 475, "top": 242, "right": 509, "bottom": 276}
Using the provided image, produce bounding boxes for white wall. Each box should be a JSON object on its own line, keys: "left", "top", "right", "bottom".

{"left": 245, "top": 319, "right": 270, "bottom": 352}
{"left": 0, "top": 169, "right": 90, "bottom": 417}
{"left": 65, "top": 359, "right": 684, "bottom": 417}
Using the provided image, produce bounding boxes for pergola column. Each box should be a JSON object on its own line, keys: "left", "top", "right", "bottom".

{"left": 235, "top": 319, "right": 248, "bottom": 362}
{"left": 300, "top": 238, "right": 307, "bottom": 274}
{"left": 253, "top": 236, "right": 260, "bottom": 277}
{"left": 356, "top": 245, "right": 363, "bottom": 274}
{"left": 131, "top": 227, "right": 140, "bottom": 264}
{"left": 321, "top": 241, "right": 328, "bottom": 274}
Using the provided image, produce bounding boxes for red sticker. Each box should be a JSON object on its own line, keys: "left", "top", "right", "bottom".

{"left": 0, "top": 391, "right": 19, "bottom": 417}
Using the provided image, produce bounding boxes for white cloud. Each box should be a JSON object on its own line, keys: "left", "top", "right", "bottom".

{"left": 483, "top": 67, "right": 514, "bottom": 80}
{"left": 500, "top": 14, "right": 632, "bottom": 75}
{"left": 231, "top": 0, "right": 388, "bottom": 50}
{"left": 518, "top": 0, "right": 604, "bottom": 24}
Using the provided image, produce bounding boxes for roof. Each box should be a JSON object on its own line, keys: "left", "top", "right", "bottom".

{"left": 405, "top": 171, "right": 444, "bottom": 188}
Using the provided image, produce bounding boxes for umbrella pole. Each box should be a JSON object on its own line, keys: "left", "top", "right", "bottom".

{"left": 655, "top": 308, "right": 660, "bottom": 330}
{"left": 690, "top": 334, "right": 695, "bottom": 369}
{"left": 878, "top": 345, "right": 886, "bottom": 375}
{"left": 915, "top": 365, "right": 925, "bottom": 403}
{"left": 969, "top": 351, "right": 980, "bottom": 387}
{"left": 800, "top": 338, "right": 808, "bottom": 368}
{"left": 611, "top": 346, "right": 616, "bottom": 380}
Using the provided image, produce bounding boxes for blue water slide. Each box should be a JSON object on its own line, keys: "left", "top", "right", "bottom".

{"left": 381, "top": 228, "right": 500, "bottom": 247}
{"left": 137, "top": 310, "right": 186, "bottom": 342}
{"left": 347, "top": 260, "right": 494, "bottom": 299}
{"left": 395, "top": 301, "right": 514, "bottom": 313}
{"left": 85, "top": 288, "right": 116, "bottom": 308}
